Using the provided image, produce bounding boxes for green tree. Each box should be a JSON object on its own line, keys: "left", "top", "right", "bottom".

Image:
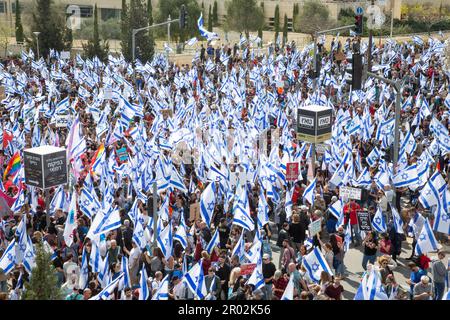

{"left": 15, "top": 0, "right": 24, "bottom": 44}
{"left": 82, "top": 4, "right": 109, "bottom": 61}
{"left": 121, "top": 0, "right": 130, "bottom": 59}
{"left": 22, "top": 242, "right": 63, "bottom": 300}
{"left": 128, "top": 0, "right": 154, "bottom": 62}
{"left": 295, "top": 0, "right": 331, "bottom": 36}
{"left": 208, "top": 5, "right": 212, "bottom": 32}
{"left": 212, "top": 0, "right": 218, "bottom": 26}
{"left": 226, "top": 0, "right": 264, "bottom": 39}
{"left": 157, "top": 0, "right": 201, "bottom": 43}
{"left": 26, "top": 0, "right": 72, "bottom": 58}
{"left": 282, "top": 14, "right": 288, "bottom": 47}
{"left": 147, "top": 0, "right": 153, "bottom": 26}
{"left": 274, "top": 4, "right": 280, "bottom": 44}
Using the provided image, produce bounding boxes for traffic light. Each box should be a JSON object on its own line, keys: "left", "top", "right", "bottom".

{"left": 345, "top": 53, "right": 363, "bottom": 90}
{"left": 179, "top": 4, "right": 187, "bottom": 29}
{"left": 354, "top": 15, "right": 363, "bottom": 35}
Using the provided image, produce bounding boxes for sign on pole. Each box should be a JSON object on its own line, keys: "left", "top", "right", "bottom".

{"left": 339, "top": 186, "right": 362, "bottom": 200}
{"left": 286, "top": 162, "right": 299, "bottom": 181}
{"left": 308, "top": 218, "right": 322, "bottom": 237}
{"left": 355, "top": 6, "right": 364, "bottom": 15}
{"left": 297, "top": 105, "right": 332, "bottom": 143}
{"left": 357, "top": 211, "right": 372, "bottom": 232}
{"left": 24, "top": 146, "right": 68, "bottom": 189}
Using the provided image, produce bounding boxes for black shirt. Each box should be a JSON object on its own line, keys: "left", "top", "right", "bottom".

{"left": 218, "top": 225, "right": 230, "bottom": 248}
{"left": 364, "top": 239, "right": 378, "bottom": 256}
{"left": 262, "top": 262, "right": 276, "bottom": 284}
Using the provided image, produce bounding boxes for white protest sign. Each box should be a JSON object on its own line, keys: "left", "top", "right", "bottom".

{"left": 308, "top": 218, "right": 322, "bottom": 237}
{"left": 339, "top": 186, "right": 362, "bottom": 200}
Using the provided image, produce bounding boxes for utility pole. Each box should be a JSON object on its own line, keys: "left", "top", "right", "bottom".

{"left": 311, "top": 24, "right": 354, "bottom": 178}
{"left": 366, "top": 70, "right": 403, "bottom": 208}
{"left": 368, "top": 0, "right": 375, "bottom": 73}
{"left": 167, "top": 14, "right": 171, "bottom": 61}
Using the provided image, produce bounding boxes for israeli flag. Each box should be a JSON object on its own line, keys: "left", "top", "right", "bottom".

{"left": 257, "top": 189, "right": 270, "bottom": 228}
{"left": 419, "top": 170, "right": 446, "bottom": 209}
{"left": 344, "top": 223, "right": 352, "bottom": 252}
{"left": 197, "top": 13, "right": 219, "bottom": 41}
{"left": 132, "top": 214, "right": 147, "bottom": 250}
{"left": 78, "top": 247, "right": 89, "bottom": 290}
{"left": 412, "top": 35, "right": 424, "bottom": 46}
{"left": 281, "top": 275, "right": 295, "bottom": 300}
{"left": 329, "top": 199, "right": 343, "bottom": 220}
{"left": 152, "top": 274, "right": 170, "bottom": 300}
{"left": 91, "top": 208, "right": 122, "bottom": 237}
{"left": 434, "top": 199, "right": 450, "bottom": 235}
{"left": 157, "top": 221, "right": 173, "bottom": 259}
{"left": 391, "top": 206, "right": 404, "bottom": 235}
{"left": 355, "top": 268, "right": 389, "bottom": 300}
{"left": 415, "top": 218, "right": 441, "bottom": 255}
{"left": 63, "top": 191, "right": 78, "bottom": 247}
{"left": 186, "top": 37, "right": 198, "bottom": 46}
{"left": 200, "top": 182, "right": 216, "bottom": 227}
{"left": 372, "top": 206, "right": 387, "bottom": 233}
{"left": 366, "top": 147, "right": 380, "bottom": 167}
{"left": 302, "top": 178, "right": 317, "bottom": 206}
{"left": 393, "top": 164, "right": 419, "bottom": 188}
{"left": 0, "top": 239, "right": 16, "bottom": 275}
{"left": 302, "top": 247, "right": 334, "bottom": 283}
{"left": 247, "top": 260, "right": 264, "bottom": 290}
{"left": 139, "top": 266, "right": 150, "bottom": 300}
{"left": 184, "top": 260, "right": 207, "bottom": 299}
{"left": 231, "top": 231, "right": 245, "bottom": 260}
{"left": 10, "top": 188, "right": 25, "bottom": 213}
{"left": 89, "top": 273, "right": 124, "bottom": 300}
{"left": 205, "top": 228, "right": 220, "bottom": 255}
{"left": 49, "top": 185, "right": 67, "bottom": 215}
{"left": 232, "top": 186, "right": 255, "bottom": 232}
{"left": 119, "top": 255, "right": 131, "bottom": 291}
{"left": 174, "top": 221, "right": 188, "bottom": 249}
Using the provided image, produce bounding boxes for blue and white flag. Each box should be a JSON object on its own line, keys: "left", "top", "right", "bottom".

{"left": 415, "top": 218, "right": 441, "bottom": 255}
{"left": 63, "top": 191, "right": 78, "bottom": 247}
{"left": 186, "top": 37, "right": 198, "bottom": 46}
{"left": 232, "top": 186, "right": 255, "bottom": 232}
{"left": 329, "top": 199, "right": 343, "bottom": 220}
{"left": 90, "top": 273, "right": 124, "bottom": 300}
{"left": 231, "top": 231, "right": 245, "bottom": 260}
{"left": 366, "top": 147, "right": 380, "bottom": 167}
{"left": 280, "top": 275, "right": 295, "bottom": 300}
{"left": 184, "top": 260, "right": 207, "bottom": 299}
{"left": 197, "top": 13, "right": 219, "bottom": 41}
{"left": 200, "top": 182, "right": 216, "bottom": 227}
{"left": 391, "top": 206, "right": 404, "bottom": 235}
{"left": 393, "top": 164, "right": 419, "bottom": 188}
{"left": 139, "top": 266, "right": 150, "bottom": 300}
{"left": 302, "top": 178, "right": 316, "bottom": 206}
{"left": 434, "top": 194, "right": 450, "bottom": 235}
{"left": 174, "top": 221, "right": 188, "bottom": 249}
{"left": 119, "top": 255, "right": 131, "bottom": 291}
{"left": 247, "top": 260, "right": 264, "bottom": 290}
{"left": 152, "top": 274, "right": 170, "bottom": 300}
{"left": 257, "top": 189, "right": 270, "bottom": 228}
{"left": 205, "top": 228, "right": 220, "bottom": 255}
{"left": 419, "top": 171, "right": 446, "bottom": 209}
{"left": 0, "top": 239, "right": 16, "bottom": 274}
{"left": 157, "top": 221, "right": 173, "bottom": 259}
{"left": 355, "top": 268, "right": 389, "bottom": 300}
{"left": 78, "top": 247, "right": 89, "bottom": 290}
{"left": 372, "top": 206, "right": 387, "bottom": 233}
{"left": 302, "top": 247, "right": 334, "bottom": 283}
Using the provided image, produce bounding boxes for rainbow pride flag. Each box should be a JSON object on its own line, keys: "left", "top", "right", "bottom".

{"left": 90, "top": 143, "right": 105, "bottom": 175}
{"left": 3, "top": 152, "right": 21, "bottom": 180}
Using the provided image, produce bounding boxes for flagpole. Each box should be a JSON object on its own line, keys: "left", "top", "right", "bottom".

{"left": 152, "top": 181, "right": 158, "bottom": 247}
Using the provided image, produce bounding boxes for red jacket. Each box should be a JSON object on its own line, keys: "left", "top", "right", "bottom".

{"left": 343, "top": 202, "right": 361, "bottom": 225}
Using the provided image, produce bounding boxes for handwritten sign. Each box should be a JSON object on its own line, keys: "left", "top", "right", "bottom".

{"left": 339, "top": 186, "right": 362, "bottom": 200}
{"left": 308, "top": 218, "right": 322, "bottom": 237}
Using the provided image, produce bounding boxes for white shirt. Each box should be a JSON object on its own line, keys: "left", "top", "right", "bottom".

{"left": 129, "top": 247, "right": 140, "bottom": 269}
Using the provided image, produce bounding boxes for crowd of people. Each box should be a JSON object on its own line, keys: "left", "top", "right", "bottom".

{"left": 0, "top": 30, "right": 449, "bottom": 301}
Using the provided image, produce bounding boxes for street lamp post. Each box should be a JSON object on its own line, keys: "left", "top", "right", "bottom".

{"left": 33, "top": 31, "right": 41, "bottom": 59}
